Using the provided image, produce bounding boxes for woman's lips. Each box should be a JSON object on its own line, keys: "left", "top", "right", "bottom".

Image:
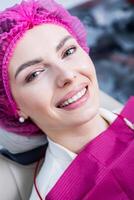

{"left": 56, "top": 83, "right": 88, "bottom": 108}
{"left": 58, "top": 86, "right": 89, "bottom": 110}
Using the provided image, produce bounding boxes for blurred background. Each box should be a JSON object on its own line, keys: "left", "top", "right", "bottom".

{"left": 0, "top": 0, "right": 134, "bottom": 104}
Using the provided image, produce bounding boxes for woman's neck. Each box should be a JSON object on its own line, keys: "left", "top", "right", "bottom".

{"left": 48, "top": 113, "right": 109, "bottom": 154}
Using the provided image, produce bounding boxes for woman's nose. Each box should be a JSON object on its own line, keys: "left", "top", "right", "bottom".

{"left": 55, "top": 66, "right": 77, "bottom": 88}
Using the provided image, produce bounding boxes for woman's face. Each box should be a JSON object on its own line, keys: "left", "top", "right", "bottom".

{"left": 9, "top": 24, "right": 100, "bottom": 135}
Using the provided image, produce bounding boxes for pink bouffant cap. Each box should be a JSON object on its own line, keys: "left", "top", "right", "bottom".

{"left": 0, "top": 0, "right": 89, "bottom": 136}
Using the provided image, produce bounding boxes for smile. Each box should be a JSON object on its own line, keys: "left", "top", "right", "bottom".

{"left": 59, "top": 87, "right": 87, "bottom": 108}
{"left": 57, "top": 85, "right": 89, "bottom": 110}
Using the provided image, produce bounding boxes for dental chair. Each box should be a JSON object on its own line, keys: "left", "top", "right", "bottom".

{"left": 0, "top": 91, "right": 123, "bottom": 200}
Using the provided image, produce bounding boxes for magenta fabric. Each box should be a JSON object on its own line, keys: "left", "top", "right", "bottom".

{"left": 46, "top": 96, "right": 134, "bottom": 200}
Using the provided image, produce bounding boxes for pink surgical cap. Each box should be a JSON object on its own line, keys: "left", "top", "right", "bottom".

{"left": 0, "top": 0, "right": 89, "bottom": 136}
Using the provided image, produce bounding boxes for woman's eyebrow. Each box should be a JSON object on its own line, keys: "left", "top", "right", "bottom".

{"left": 15, "top": 59, "right": 43, "bottom": 79}
{"left": 56, "top": 35, "right": 73, "bottom": 52}
{"left": 14, "top": 35, "right": 73, "bottom": 79}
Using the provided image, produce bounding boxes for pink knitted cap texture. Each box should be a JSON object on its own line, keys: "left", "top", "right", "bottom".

{"left": 0, "top": 0, "right": 89, "bottom": 136}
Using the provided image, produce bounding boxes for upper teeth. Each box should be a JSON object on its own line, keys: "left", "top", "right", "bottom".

{"left": 60, "top": 87, "right": 87, "bottom": 107}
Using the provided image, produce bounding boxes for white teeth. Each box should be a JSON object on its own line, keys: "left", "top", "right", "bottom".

{"left": 60, "top": 87, "right": 87, "bottom": 107}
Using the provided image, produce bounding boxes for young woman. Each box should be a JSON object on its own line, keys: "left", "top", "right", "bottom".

{"left": 0, "top": 0, "right": 134, "bottom": 199}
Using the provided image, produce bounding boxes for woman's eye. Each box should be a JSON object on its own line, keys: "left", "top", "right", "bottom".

{"left": 25, "top": 69, "right": 45, "bottom": 83}
{"left": 63, "top": 46, "right": 76, "bottom": 58}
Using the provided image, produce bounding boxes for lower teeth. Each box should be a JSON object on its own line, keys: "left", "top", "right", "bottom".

{"left": 61, "top": 101, "right": 76, "bottom": 108}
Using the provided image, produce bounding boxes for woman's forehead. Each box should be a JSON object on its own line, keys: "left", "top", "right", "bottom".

{"left": 9, "top": 24, "right": 75, "bottom": 75}
{"left": 18, "top": 24, "right": 72, "bottom": 48}
{"left": 11, "top": 24, "right": 74, "bottom": 61}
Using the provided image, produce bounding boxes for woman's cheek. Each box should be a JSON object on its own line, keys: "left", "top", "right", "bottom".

{"left": 77, "top": 51, "right": 96, "bottom": 74}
